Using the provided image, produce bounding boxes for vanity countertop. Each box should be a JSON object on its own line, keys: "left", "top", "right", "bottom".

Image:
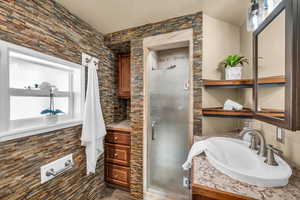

{"left": 106, "top": 120, "right": 131, "bottom": 132}
{"left": 192, "top": 136, "right": 300, "bottom": 200}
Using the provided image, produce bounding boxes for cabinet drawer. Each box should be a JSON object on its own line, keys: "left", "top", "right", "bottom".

{"left": 105, "top": 143, "right": 130, "bottom": 166}
{"left": 105, "top": 131, "right": 130, "bottom": 146}
{"left": 105, "top": 164, "right": 130, "bottom": 188}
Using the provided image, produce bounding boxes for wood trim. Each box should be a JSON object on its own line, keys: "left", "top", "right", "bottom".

{"left": 257, "top": 76, "right": 286, "bottom": 84}
{"left": 192, "top": 184, "right": 255, "bottom": 200}
{"left": 203, "top": 76, "right": 285, "bottom": 88}
{"left": 257, "top": 108, "right": 285, "bottom": 118}
{"left": 202, "top": 107, "right": 284, "bottom": 119}
{"left": 202, "top": 107, "right": 253, "bottom": 118}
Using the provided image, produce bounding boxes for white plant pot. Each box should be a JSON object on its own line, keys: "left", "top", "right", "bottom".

{"left": 225, "top": 66, "right": 242, "bottom": 80}
{"left": 44, "top": 115, "right": 58, "bottom": 125}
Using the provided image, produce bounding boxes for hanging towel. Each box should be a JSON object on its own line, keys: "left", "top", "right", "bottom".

{"left": 81, "top": 55, "right": 107, "bottom": 175}
{"left": 182, "top": 139, "right": 211, "bottom": 170}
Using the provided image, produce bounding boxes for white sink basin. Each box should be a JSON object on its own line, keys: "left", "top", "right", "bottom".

{"left": 204, "top": 137, "right": 292, "bottom": 187}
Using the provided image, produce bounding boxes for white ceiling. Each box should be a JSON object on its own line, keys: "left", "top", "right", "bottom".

{"left": 56, "top": 0, "right": 249, "bottom": 34}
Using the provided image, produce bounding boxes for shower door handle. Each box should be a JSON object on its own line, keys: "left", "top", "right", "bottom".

{"left": 151, "top": 121, "right": 157, "bottom": 140}
{"left": 184, "top": 81, "right": 189, "bottom": 90}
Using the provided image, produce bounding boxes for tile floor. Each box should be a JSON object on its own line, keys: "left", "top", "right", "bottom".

{"left": 100, "top": 188, "right": 131, "bottom": 200}
{"left": 100, "top": 187, "right": 184, "bottom": 200}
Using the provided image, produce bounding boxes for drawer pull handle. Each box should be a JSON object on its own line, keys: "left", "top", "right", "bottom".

{"left": 114, "top": 137, "right": 118, "bottom": 140}
{"left": 114, "top": 153, "right": 118, "bottom": 158}
{"left": 114, "top": 174, "right": 119, "bottom": 178}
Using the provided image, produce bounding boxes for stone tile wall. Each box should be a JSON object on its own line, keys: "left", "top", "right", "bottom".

{"left": 105, "top": 12, "right": 203, "bottom": 200}
{"left": 0, "top": 1, "right": 117, "bottom": 199}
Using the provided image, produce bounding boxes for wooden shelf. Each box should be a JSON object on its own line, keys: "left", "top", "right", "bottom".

{"left": 202, "top": 107, "right": 284, "bottom": 119}
{"left": 257, "top": 76, "right": 286, "bottom": 87}
{"left": 203, "top": 76, "right": 285, "bottom": 88}
{"left": 257, "top": 108, "right": 285, "bottom": 118}
{"left": 202, "top": 107, "right": 253, "bottom": 118}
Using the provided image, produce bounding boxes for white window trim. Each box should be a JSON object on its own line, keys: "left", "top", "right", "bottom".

{"left": 0, "top": 40, "right": 85, "bottom": 142}
{"left": 0, "top": 119, "right": 83, "bottom": 142}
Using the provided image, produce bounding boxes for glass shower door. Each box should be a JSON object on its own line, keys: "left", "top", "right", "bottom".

{"left": 148, "top": 47, "right": 190, "bottom": 199}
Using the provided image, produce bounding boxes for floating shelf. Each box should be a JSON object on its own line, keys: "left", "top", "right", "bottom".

{"left": 257, "top": 108, "right": 285, "bottom": 118}
{"left": 203, "top": 76, "right": 285, "bottom": 88}
{"left": 202, "top": 107, "right": 284, "bottom": 119}
{"left": 202, "top": 107, "right": 253, "bottom": 118}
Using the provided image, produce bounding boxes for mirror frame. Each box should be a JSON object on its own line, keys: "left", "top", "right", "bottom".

{"left": 253, "top": 0, "right": 300, "bottom": 131}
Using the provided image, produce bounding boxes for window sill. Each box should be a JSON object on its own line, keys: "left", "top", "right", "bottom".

{"left": 0, "top": 119, "right": 83, "bottom": 142}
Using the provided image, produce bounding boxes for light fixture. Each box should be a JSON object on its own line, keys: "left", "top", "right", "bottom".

{"left": 247, "top": 0, "right": 282, "bottom": 32}
{"left": 247, "top": 0, "right": 260, "bottom": 32}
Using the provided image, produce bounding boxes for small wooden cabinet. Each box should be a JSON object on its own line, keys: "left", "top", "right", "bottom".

{"left": 105, "top": 129, "right": 131, "bottom": 189}
{"left": 118, "top": 54, "right": 131, "bottom": 98}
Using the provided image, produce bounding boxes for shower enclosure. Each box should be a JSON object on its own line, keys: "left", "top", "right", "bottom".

{"left": 146, "top": 47, "right": 190, "bottom": 199}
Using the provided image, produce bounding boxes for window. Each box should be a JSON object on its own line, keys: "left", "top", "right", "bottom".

{"left": 0, "top": 41, "right": 85, "bottom": 140}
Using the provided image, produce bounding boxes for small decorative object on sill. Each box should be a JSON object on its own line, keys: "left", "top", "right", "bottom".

{"left": 221, "top": 55, "right": 249, "bottom": 80}
{"left": 40, "top": 82, "right": 64, "bottom": 125}
{"left": 25, "top": 83, "right": 40, "bottom": 90}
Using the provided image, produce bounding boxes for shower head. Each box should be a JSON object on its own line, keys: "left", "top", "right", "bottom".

{"left": 167, "top": 65, "right": 176, "bottom": 70}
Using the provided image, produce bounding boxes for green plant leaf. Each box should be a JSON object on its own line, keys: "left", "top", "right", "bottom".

{"left": 222, "top": 55, "right": 249, "bottom": 68}
{"left": 54, "top": 109, "right": 64, "bottom": 115}
{"left": 41, "top": 109, "right": 53, "bottom": 115}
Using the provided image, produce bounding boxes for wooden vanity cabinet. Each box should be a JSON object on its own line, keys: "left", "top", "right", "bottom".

{"left": 105, "top": 129, "right": 131, "bottom": 189}
{"left": 118, "top": 53, "right": 131, "bottom": 98}
{"left": 192, "top": 184, "right": 255, "bottom": 200}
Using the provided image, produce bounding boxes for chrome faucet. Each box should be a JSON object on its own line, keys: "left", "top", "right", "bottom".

{"left": 239, "top": 127, "right": 259, "bottom": 150}
{"left": 265, "top": 144, "right": 283, "bottom": 166}
{"left": 240, "top": 128, "right": 267, "bottom": 157}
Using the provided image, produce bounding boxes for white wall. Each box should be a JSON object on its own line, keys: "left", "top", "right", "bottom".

{"left": 202, "top": 14, "right": 242, "bottom": 135}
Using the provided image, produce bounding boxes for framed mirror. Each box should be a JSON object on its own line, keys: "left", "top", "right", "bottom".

{"left": 253, "top": 0, "right": 300, "bottom": 130}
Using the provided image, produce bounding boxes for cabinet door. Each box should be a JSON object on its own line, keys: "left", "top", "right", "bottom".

{"left": 253, "top": 0, "right": 300, "bottom": 130}
{"left": 105, "top": 163, "right": 130, "bottom": 188}
{"left": 118, "top": 54, "right": 130, "bottom": 98}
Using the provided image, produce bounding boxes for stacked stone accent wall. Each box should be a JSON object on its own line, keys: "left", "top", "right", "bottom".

{"left": 0, "top": 1, "right": 117, "bottom": 199}
{"left": 105, "top": 12, "right": 203, "bottom": 200}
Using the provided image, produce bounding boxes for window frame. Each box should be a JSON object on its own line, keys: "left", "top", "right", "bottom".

{"left": 0, "top": 40, "right": 85, "bottom": 142}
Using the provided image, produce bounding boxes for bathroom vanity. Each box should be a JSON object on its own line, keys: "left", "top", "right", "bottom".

{"left": 192, "top": 155, "right": 300, "bottom": 200}
{"left": 105, "top": 120, "right": 131, "bottom": 189}
{"left": 191, "top": 137, "right": 300, "bottom": 200}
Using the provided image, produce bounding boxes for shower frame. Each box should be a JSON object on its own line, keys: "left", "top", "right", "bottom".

{"left": 143, "top": 29, "right": 194, "bottom": 197}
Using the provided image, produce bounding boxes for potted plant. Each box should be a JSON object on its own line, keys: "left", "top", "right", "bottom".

{"left": 40, "top": 82, "right": 64, "bottom": 125}
{"left": 221, "top": 55, "right": 249, "bottom": 80}
{"left": 41, "top": 109, "right": 64, "bottom": 125}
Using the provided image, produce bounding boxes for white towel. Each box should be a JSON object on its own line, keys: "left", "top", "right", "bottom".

{"left": 182, "top": 140, "right": 211, "bottom": 170}
{"left": 81, "top": 57, "right": 106, "bottom": 175}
